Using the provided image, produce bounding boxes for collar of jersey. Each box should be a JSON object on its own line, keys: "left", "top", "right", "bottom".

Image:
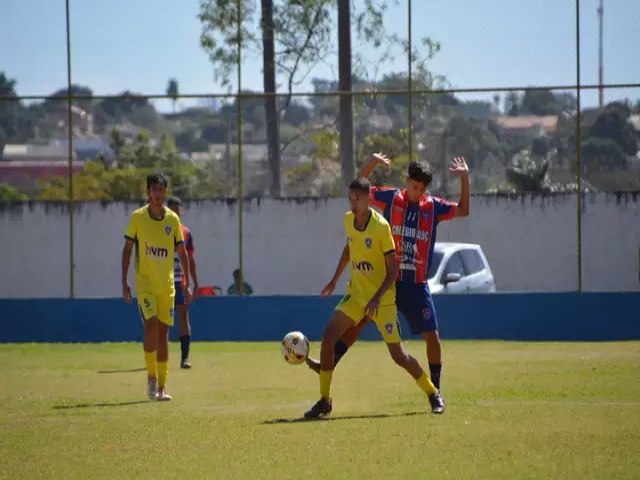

{"left": 353, "top": 209, "right": 372, "bottom": 232}
{"left": 400, "top": 189, "right": 430, "bottom": 207}
{"left": 146, "top": 205, "right": 166, "bottom": 221}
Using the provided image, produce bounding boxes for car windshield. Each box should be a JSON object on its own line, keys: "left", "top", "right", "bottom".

{"left": 428, "top": 251, "right": 444, "bottom": 280}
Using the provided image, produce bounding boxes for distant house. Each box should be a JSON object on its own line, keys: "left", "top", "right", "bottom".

{"left": 0, "top": 141, "right": 83, "bottom": 192}
{"left": 494, "top": 115, "right": 558, "bottom": 137}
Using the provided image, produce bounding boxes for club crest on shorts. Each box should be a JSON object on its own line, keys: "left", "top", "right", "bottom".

{"left": 365, "top": 237, "right": 373, "bottom": 248}
{"left": 423, "top": 308, "right": 432, "bottom": 320}
{"left": 421, "top": 211, "right": 429, "bottom": 220}
{"left": 385, "top": 323, "right": 394, "bottom": 334}
{"left": 165, "top": 226, "right": 172, "bottom": 235}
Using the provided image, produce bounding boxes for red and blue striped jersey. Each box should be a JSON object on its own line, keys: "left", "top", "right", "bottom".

{"left": 370, "top": 187, "right": 456, "bottom": 284}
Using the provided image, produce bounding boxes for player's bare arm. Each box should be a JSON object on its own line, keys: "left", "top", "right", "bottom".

{"left": 177, "top": 244, "right": 192, "bottom": 304}
{"left": 359, "top": 152, "right": 391, "bottom": 178}
{"left": 188, "top": 252, "right": 199, "bottom": 300}
{"left": 321, "top": 243, "right": 350, "bottom": 297}
{"left": 449, "top": 156, "right": 470, "bottom": 217}
{"left": 121, "top": 239, "right": 134, "bottom": 303}
{"left": 364, "top": 251, "right": 398, "bottom": 319}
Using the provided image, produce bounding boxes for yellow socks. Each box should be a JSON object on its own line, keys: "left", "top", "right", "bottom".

{"left": 144, "top": 351, "right": 157, "bottom": 379}
{"left": 157, "top": 361, "right": 168, "bottom": 388}
{"left": 319, "top": 370, "right": 333, "bottom": 399}
{"left": 416, "top": 371, "right": 438, "bottom": 396}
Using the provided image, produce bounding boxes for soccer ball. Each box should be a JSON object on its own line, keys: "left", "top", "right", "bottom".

{"left": 281, "top": 331, "right": 310, "bottom": 365}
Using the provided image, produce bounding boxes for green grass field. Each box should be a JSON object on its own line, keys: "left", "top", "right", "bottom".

{"left": 1, "top": 341, "right": 639, "bottom": 479}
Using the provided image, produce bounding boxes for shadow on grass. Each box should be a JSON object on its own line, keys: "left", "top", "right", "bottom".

{"left": 53, "top": 401, "right": 149, "bottom": 410}
{"left": 97, "top": 368, "right": 146, "bottom": 374}
{"left": 262, "top": 410, "right": 428, "bottom": 424}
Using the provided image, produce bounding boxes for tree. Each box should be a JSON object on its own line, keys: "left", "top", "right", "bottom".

{"left": 198, "top": 0, "right": 440, "bottom": 194}
{"left": 521, "top": 88, "right": 559, "bottom": 116}
{"left": 581, "top": 137, "right": 628, "bottom": 172}
{"left": 0, "top": 72, "right": 21, "bottom": 146}
{"left": 504, "top": 92, "right": 521, "bottom": 116}
{"left": 0, "top": 183, "right": 27, "bottom": 203}
{"left": 590, "top": 103, "right": 638, "bottom": 156}
{"left": 261, "top": 0, "right": 281, "bottom": 196}
{"left": 166, "top": 78, "right": 179, "bottom": 114}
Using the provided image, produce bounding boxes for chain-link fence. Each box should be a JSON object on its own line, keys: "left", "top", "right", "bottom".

{"left": 0, "top": 0, "right": 639, "bottom": 297}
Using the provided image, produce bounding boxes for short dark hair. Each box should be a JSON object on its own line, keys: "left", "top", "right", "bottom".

{"left": 348, "top": 177, "right": 371, "bottom": 194}
{"left": 167, "top": 196, "right": 181, "bottom": 207}
{"left": 146, "top": 172, "right": 168, "bottom": 190}
{"left": 407, "top": 161, "right": 433, "bottom": 187}
{"left": 233, "top": 269, "right": 241, "bottom": 278}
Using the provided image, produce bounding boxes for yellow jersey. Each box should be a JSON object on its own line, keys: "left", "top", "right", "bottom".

{"left": 344, "top": 208, "right": 396, "bottom": 306}
{"left": 125, "top": 205, "right": 184, "bottom": 295}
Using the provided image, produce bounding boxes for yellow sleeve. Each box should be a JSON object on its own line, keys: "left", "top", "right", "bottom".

{"left": 174, "top": 217, "right": 185, "bottom": 245}
{"left": 378, "top": 220, "right": 395, "bottom": 256}
{"left": 124, "top": 212, "right": 138, "bottom": 241}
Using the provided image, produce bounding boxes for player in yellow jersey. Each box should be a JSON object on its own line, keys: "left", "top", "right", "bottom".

{"left": 304, "top": 178, "right": 442, "bottom": 419}
{"left": 121, "top": 173, "right": 191, "bottom": 401}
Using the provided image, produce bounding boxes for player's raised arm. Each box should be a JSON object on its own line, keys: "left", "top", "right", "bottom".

{"left": 449, "top": 156, "right": 470, "bottom": 217}
{"left": 321, "top": 242, "right": 350, "bottom": 298}
{"left": 359, "top": 152, "right": 390, "bottom": 178}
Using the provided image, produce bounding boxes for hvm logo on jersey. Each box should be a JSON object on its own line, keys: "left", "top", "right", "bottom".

{"left": 145, "top": 242, "right": 168, "bottom": 258}
{"left": 352, "top": 260, "right": 374, "bottom": 273}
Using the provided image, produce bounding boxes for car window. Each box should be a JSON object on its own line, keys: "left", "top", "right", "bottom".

{"left": 428, "top": 251, "right": 443, "bottom": 279}
{"left": 443, "top": 252, "right": 465, "bottom": 277}
{"left": 461, "top": 249, "right": 485, "bottom": 275}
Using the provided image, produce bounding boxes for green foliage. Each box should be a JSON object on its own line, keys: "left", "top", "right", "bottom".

{"left": 445, "top": 116, "right": 503, "bottom": 170}
{"left": 581, "top": 137, "right": 628, "bottom": 172}
{"left": 37, "top": 131, "right": 233, "bottom": 200}
{"left": 590, "top": 104, "right": 638, "bottom": 156}
{"left": 0, "top": 183, "right": 28, "bottom": 202}
{"left": 357, "top": 129, "right": 411, "bottom": 187}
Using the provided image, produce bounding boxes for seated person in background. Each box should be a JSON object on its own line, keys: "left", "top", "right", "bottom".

{"left": 227, "top": 269, "right": 254, "bottom": 296}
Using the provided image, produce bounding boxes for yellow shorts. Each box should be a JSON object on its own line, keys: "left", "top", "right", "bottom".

{"left": 137, "top": 291, "right": 175, "bottom": 327}
{"left": 335, "top": 294, "right": 400, "bottom": 343}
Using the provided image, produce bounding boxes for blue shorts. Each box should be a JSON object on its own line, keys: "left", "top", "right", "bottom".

{"left": 396, "top": 282, "right": 439, "bottom": 334}
{"left": 174, "top": 283, "right": 185, "bottom": 307}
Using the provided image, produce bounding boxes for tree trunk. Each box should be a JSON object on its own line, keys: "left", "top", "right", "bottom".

{"left": 261, "top": 0, "right": 281, "bottom": 197}
{"left": 338, "top": 0, "right": 354, "bottom": 188}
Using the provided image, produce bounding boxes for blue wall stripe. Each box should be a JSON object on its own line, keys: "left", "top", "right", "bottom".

{"left": 0, "top": 293, "right": 638, "bottom": 343}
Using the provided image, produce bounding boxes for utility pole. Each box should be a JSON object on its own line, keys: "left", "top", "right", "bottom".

{"left": 597, "top": 0, "right": 604, "bottom": 108}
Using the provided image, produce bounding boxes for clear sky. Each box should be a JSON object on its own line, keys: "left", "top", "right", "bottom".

{"left": 1, "top": 0, "right": 638, "bottom": 111}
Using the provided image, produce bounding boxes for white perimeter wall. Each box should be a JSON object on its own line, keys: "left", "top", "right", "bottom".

{"left": 0, "top": 193, "right": 638, "bottom": 298}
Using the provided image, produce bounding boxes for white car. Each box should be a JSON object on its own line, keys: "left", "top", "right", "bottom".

{"left": 427, "top": 243, "right": 496, "bottom": 294}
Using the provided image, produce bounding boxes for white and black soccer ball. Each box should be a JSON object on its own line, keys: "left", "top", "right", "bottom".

{"left": 280, "top": 331, "right": 310, "bottom": 365}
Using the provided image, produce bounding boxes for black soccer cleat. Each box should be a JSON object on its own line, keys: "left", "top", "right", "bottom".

{"left": 305, "top": 356, "right": 321, "bottom": 374}
{"left": 429, "top": 392, "right": 445, "bottom": 414}
{"left": 304, "top": 398, "right": 332, "bottom": 419}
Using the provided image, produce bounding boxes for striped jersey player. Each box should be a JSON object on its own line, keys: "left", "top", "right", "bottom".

{"left": 306, "top": 154, "right": 470, "bottom": 412}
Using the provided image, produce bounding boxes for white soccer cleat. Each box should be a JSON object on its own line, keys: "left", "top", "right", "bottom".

{"left": 155, "top": 387, "right": 172, "bottom": 401}
{"left": 147, "top": 378, "right": 158, "bottom": 399}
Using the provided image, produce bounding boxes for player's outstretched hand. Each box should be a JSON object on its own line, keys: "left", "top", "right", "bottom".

{"left": 449, "top": 156, "right": 469, "bottom": 176}
{"left": 320, "top": 280, "right": 337, "bottom": 298}
{"left": 364, "top": 295, "right": 381, "bottom": 319}
{"left": 122, "top": 284, "right": 132, "bottom": 304}
{"left": 370, "top": 152, "right": 391, "bottom": 167}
